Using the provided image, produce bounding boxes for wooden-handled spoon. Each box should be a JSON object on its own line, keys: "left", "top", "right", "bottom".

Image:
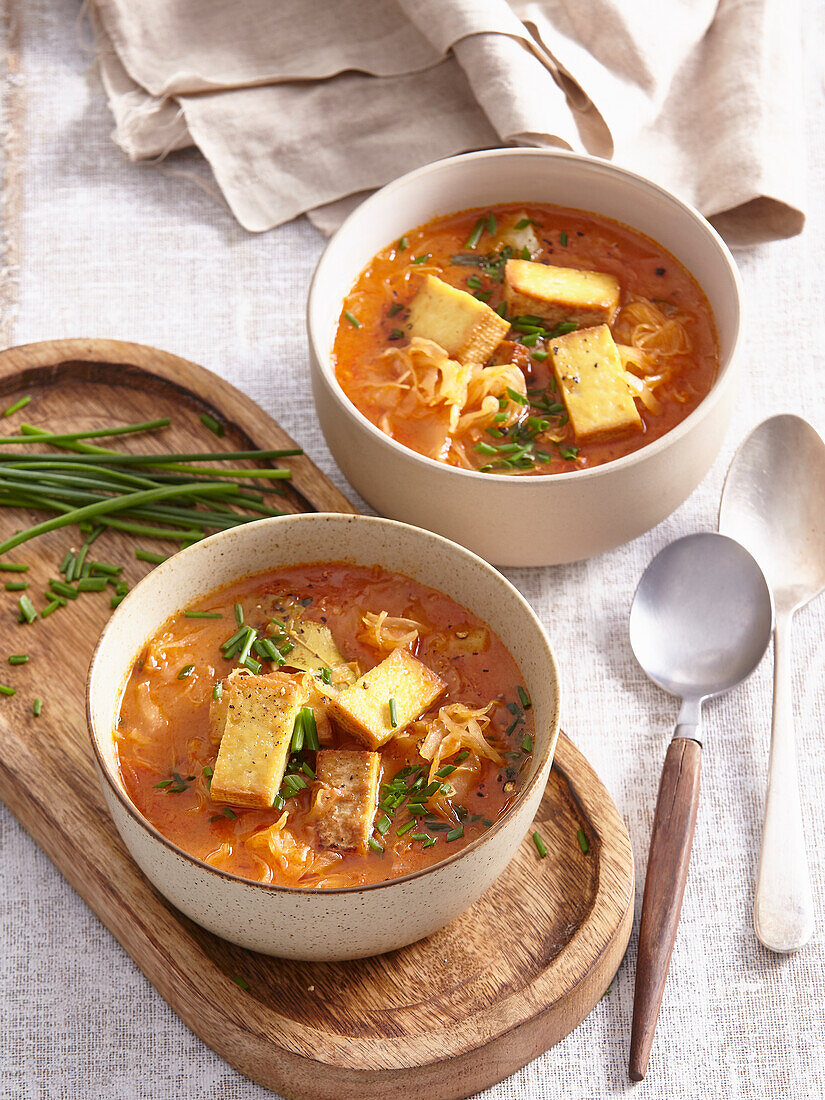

{"left": 628, "top": 533, "right": 773, "bottom": 1080}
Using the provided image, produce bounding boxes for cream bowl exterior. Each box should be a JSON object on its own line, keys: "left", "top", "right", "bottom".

{"left": 307, "top": 148, "right": 743, "bottom": 566}
{"left": 87, "top": 513, "right": 560, "bottom": 960}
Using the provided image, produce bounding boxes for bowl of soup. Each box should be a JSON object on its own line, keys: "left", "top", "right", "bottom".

{"left": 307, "top": 149, "right": 743, "bottom": 565}
{"left": 87, "top": 512, "right": 560, "bottom": 959}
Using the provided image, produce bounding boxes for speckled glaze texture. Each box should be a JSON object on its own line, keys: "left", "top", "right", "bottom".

{"left": 307, "top": 149, "right": 743, "bottom": 566}
{"left": 87, "top": 514, "right": 561, "bottom": 960}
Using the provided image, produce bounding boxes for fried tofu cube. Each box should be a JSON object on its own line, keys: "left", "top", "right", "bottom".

{"left": 504, "top": 259, "right": 620, "bottom": 328}
{"left": 494, "top": 213, "right": 542, "bottom": 259}
{"left": 313, "top": 749, "right": 381, "bottom": 851}
{"left": 408, "top": 274, "right": 510, "bottom": 364}
{"left": 327, "top": 648, "right": 446, "bottom": 749}
{"left": 550, "top": 324, "right": 642, "bottom": 439}
{"left": 210, "top": 671, "right": 310, "bottom": 808}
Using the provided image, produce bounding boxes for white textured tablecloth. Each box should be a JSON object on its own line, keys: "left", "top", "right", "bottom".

{"left": 2, "top": 3, "right": 824, "bottom": 1098}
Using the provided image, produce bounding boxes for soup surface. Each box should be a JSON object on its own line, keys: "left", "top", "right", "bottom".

{"left": 116, "top": 562, "right": 535, "bottom": 888}
{"left": 333, "top": 203, "right": 719, "bottom": 474}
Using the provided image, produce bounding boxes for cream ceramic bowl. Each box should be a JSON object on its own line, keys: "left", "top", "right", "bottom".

{"left": 307, "top": 149, "right": 743, "bottom": 566}
{"left": 87, "top": 513, "right": 560, "bottom": 960}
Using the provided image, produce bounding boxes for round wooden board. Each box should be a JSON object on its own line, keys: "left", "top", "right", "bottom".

{"left": 0, "top": 340, "right": 634, "bottom": 1100}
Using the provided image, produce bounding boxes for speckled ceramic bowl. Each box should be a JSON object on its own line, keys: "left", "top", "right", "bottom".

{"left": 87, "top": 513, "right": 560, "bottom": 960}
{"left": 307, "top": 148, "right": 743, "bottom": 566}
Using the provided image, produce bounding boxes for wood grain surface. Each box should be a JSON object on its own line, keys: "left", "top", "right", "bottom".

{"left": 0, "top": 339, "right": 634, "bottom": 1100}
{"left": 629, "top": 737, "right": 702, "bottom": 1081}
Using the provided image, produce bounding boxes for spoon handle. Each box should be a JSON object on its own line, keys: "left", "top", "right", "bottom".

{"left": 629, "top": 736, "right": 702, "bottom": 1081}
{"left": 754, "top": 611, "right": 814, "bottom": 952}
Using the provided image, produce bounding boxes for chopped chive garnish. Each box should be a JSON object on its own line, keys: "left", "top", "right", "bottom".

{"left": 474, "top": 442, "right": 498, "bottom": 456}
{"left": 50, "top": 577, "right": 78, "bottom": 599}
{"left": 154, "top": 778, "right": 174, "bottom": 789}
{"left": 40, "top": 600, "right": 62, "bottom": 618}
{"left": 0, "top": 562, "right": 28, "bottom": 572}
{"left": 222, "top": 807, "right": 237, "bottom": 819}
{"left": 17, "top": 595, "right": 37, "bottom": 623}
{"left": 243, "top": 656, "right": 262, "bottom": 674}
{"left": 185, "top": 610, "right": 222, "bottom": 619}
{"left": 396, "top": 819, "right": 416, "bottom": 836}
{"left": 89, "top": 561, "right": 122, "bottom": 576}
{"left": 110, "top": 595, "right": 125, "bottom": 608}
{"left": 301, "top": 762, "right": 315, "bottom": 780}
{"left": 533, "top": 832, "right": 548, "bottom": 858}
{"left": 521, "top": 734, "right": 533, "bottom": 753}
{"left": 560, "top": 230, "right": 568, "bottom": 246}
{"left": 200, "top": 412, "right": 224, "bottom": 437}
{"left": 291, "top": 713, "right": 305, "bottom": 753}
{"left": 77, "top": 577, "right": 107, "bottom": 591}
{"left": 8, "top": 654, "right": 28, "bottom": 665}
{"left": 376, "top": 814, "right": 392, "bottom": 835}
{"left": 422, "top": 836, "right": 437, "bottom": 848}
{"left": 234, "top": 603, "right": 244, "bottom": 626}
{"left": 177, "top": 664, "right": 195, "bottom": 679}
{"left": 32, "top": 697, "right": 42, "bottom": 717}
{"left": 410, "top": 833, "right": 430, "bottom": 842}
{"left": 272, "top": 794, "right": 285, "bottom": 810}
{"left": 475, "top": 289, "right": 493, "bottom": 301}
{"left": 531, "top": 349, "right": 549, "bottom": 362}
{"left": 506, "top": 386, "right": 529, "bottom": 406}
{"left": 3, "top": 395, "right": 32, "bottom": 417}
{"left": 446, "top": 826, "right": 464, "bottom": 842}
{"left": 487, "top": 212, "right": 497, "bottom": 234}
{"left": 521, "top": 246, "right": 531, "bottom": 260}
{"left": 517, "top": 685, "right": 531, "bottom": 709}
{"left": 411, "top": 253, "right": 431, "bottom": 265}
{"left": 237, "top": 627, "right": 257, "bottom": 665}
{"left": 397, "top": 236, "right": 409, "bottom": 250}
{"left": 466, "top": 217, "right": 486, "bottom": 249}
{"left": 368, "top": 837, "right": 384, "bottom": 854}
{"left": 455, "top": 750, "right": 470, "bottom": 764}
{"left": 389, "top": 697, "right": 398, "bottom": 728}
{"left": 0, "top": 684, "right": 15, "bottom": 696}
{"left": 212, "top": 682, "right": 223, "bottom": 701}
{"left": 388, "top": 328, "right": 404, "bottom": 340}
{"left": 515, "top": 217, "right": 537, "bottom": 230}
{"left": 299, "top": 706, "right": 319, "bottom": 750}
{"left": 203, "top": 765, "right": 213, "bottom": 779}
{"left": 4, "top": 581, "right": 27, "bottom": 591}
{"left": 577, "top": 828, "right": 589, "bottom": 854}
{"left": 135, "top": 548, "right": 167, "bottom": 565}
{"left": 231, "top": 975, "right": 250, "bottom": 991}
{"left": 466, "top": 275, "right": 483, "bottom": 289}
{"left": 221, "top": 626, "right": 246, "bottom": 653}
{"left": 559, "top": 445, "right": 580, "bottom": 460}
{"left": 344, "top": 310, "right": 361, "bottom": 328}
{"left": 320, "top": 667, "right": 332, "bottom": 685}
{"left": 435, "top": 764, "right": 456, "bottom": 777}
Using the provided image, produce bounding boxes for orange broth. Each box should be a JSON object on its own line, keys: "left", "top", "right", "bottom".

{"left": 333, "top": 202, "right": 719, "bottom": 474}
{"left": 116, "top": 562, "right": 534, "bottom": 888}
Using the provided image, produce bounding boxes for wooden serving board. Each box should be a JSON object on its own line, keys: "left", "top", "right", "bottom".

{"left": 0, "top": 339, "right": 634, "bottom": 1100}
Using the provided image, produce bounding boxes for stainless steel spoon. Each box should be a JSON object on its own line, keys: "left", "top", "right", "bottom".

{"left": 720, "top": 414, "right": 825, "bottom": 953}
{"left": 628, "top": 532, "right": 773, "bottom": 1081}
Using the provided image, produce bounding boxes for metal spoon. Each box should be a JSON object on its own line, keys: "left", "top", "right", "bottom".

{"left": 628, "top": 532, "right": 773, "bottom": 1081}
{"left": 720, "top": 414, "right": 825, "bottom": 953}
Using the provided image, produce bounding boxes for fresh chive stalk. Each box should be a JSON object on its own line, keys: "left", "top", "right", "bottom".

{"left": 32, "top": 697, "right": 42, "bottom": 716}
{"left": 533, "top": 832, "right": 548, "bottom": 858}
{"left": 200, "top": 412, "right": 224, "bottom": 437}
{"left": 3, "top": 395, "right": 32, "bottom": 417}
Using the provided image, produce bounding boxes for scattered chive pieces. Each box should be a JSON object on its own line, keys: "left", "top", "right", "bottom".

{"left": 465, "top": 217, "right": 486, "bottom": 249}
{"left": 577, "top": 828, "right": 589, "bottom": 854}
{"left": 411, "top": 253, "right": 431, "bottom": 265}
{"left": 487, "top": 212, "right": 497, "bottom": 234}
{"left": 234, "top": 603, "right": 244, "bottom": 626}
{"left": 110, "top": 594, "right": 125, "bottom": 609}
{"left": 533, "top": 832, "right": 548, "bottom": 858}
{"left": 531, "top": 349, "right": 549, "bottom": 362}
{"left": 40, "top": 600, "right": 62, "bottom": 618}
{"left": 560, "top": 445, "right": 580, "bottom": 460}
{"left": 77, "top": 577, "right": 107, "bottom": 591}
{"left": 222, "top": 807, "right": 237, "bottom": 819}
{"left": 18, "top": 595, "right": 37, "bottom": 623}
{"left": 435, "top": 764, "right": 456, "bottom": 777}
{"left": 396, "top": 819, "right": 416, "bottom": 836}
{"left": 368, "top": 837, "right": 384, "bottom": 854}
{"left": 388, "top": 328, "right": 404, "bottom": 340}
{"left": 203, "top": 765, "right": 213, "bottom": 779}
{"left": 517, "top": 685, "right": 532, "bottom": 709}
{"left": 466, "top": 274, "right": 483, "bottom": 289}
{"left": 397, "top": 236, "right": 409, "bottom": 250}
{"left": 0, "top": 562, "right": 28, "bottom": 572}
{"left": 212, "top": 682, "right": 223, "bottom": 701}
{"left": 455, "top": 750, "right": 470, "bottom": 764}
{"left": 474, "top": 442, "right": 498, "bottom": 456}
{"left": 446, "top": 826, "right": 464, "bottom": 842}
{"left": 32, "top": 697, "right": 42, "bottom": 717}
{"left": 410, "top": 833, "right": 430, "bottom": 842}
{"left": 300, "top": 706, "right": 319, "bottom": 750}
{"left": 3, "top": 395, "right": 31, "bottom": 417}
{"left": 389, "top": 697, "right": 398, "bottom": 728}
{"left": 154, "top": 778, "right": 174, "bottom": 789}
{"left": 521, "top": 246, "right": 531, "bottom": 260}
{"left": 177, "top": 664, "right": 195, "bottom": 679}
{"left": 8, "top": 654, "right": 28, "bottom": 665}
{"left": 89, "top": 561, "right": 122, "bottom": 576}
{"left": 506, "top": 386, "right": 529, "bottom": 406}
{"left": 4, "top": 581, "right": 27, "bottom": 591}
{"left": 0, "top": 684, "right": 16, "bottom": 696}
{"left": 243, "top": 656, "right": 262, "bottom": 675}
{"left": 135, "top": 548, "right": 167, "bottom": 565}
{"left": 560, "top": 230, "right": 568, "bottom": 246}
{"left": 376, "top": 813, "right": 392, "bottom": 835}
{"left": 521, "top": 734, "right": 533, "bottom": 753}
{"left": 344, "top": 310, "right": 361, "bottom": 328}
{"left": 185, "top": 610, "right": 222, "bottom": 619}
{"left": 200, "top": 412, "right": 224, "bottom": 437}
{"left": 231, "top": 975, "right": 250, "bottom": 991}
{"left": 422, "top": 836, "right": 437, "bottom": 848}
{"left": 320, "top": 667, "right": 332, "bottom": 685}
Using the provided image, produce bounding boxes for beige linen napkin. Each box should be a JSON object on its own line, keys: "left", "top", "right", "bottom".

{"left": 90, "top": 0, "right": 805, "bottom": 243}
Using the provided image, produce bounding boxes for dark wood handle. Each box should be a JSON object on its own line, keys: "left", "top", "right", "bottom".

{"left": 629, "top": 737, "right": 702, "bottom": 1081}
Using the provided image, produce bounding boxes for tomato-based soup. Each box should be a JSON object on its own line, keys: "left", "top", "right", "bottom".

{"left": 116, "top": 563, "right": 534, "bottom": 888}
{"left": 334, "top": 203, "right": 719, "bottom": 474}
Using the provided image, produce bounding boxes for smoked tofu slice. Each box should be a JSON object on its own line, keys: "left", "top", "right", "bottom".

{"left": 327, "top": 648, "right": 446, "bottom": 750}
{"left": 407, "top": 275, "right": 510, "bottom": 364}
{"left": 313, "top": 749, "right": 380, "bottom": 851}
{"left": 210, "top": 671, "right": 310, "bottom": 808}
{"left": 504, "top": 259, "right": 620, "bottom": 328}
{"left": 550, "top": 324, "right": 642, "bottom": 439}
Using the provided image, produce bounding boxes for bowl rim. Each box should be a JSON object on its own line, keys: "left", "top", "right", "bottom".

{"left": 87, "top": 512, "right": 561, "bottom": 897}
{"left": 307, "top": 146, "right": 743, "bottom": 486}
